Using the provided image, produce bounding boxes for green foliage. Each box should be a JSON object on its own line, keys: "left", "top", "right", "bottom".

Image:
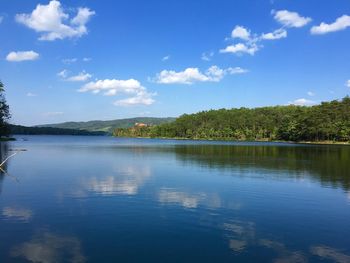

{"left": 114, "top": 97, "right": 350, "bottom": 142}
{"left": 0, "top": 81, "right": 11, "bottom": 137}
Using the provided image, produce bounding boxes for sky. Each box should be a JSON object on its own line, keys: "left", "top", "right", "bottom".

{"left": 0, "top": 0, "right": 349, "bottom": 126}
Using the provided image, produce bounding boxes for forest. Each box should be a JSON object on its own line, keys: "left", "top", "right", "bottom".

{"left": 114, "top": 97, "right": 350, "bottom": 142}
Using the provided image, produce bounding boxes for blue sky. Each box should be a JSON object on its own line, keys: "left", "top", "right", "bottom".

{"left": 0, "top": 0, "right": 349, "bottom": 125}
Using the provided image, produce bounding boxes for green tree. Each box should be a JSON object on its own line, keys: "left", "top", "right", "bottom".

{"left": 0, "top": 81, "right": 11, "bottom": 137}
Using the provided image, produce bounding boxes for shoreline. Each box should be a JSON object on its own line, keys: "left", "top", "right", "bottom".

{"left": 113, "top": 136, "right": 350, "bottom": 146}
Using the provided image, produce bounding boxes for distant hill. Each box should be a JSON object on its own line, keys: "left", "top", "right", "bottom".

{"left": 37, "top": 117, "right": 176, "bottom": 134}
{"left": 10, "top": 124, "right": 106, "bottom": 136}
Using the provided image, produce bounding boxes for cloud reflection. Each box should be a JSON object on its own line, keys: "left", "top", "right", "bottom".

{"left": 2, "top": 207, "right": 33, "bottom": 222}
{"left": 158, "top": 188, "right": 224, "bottom": 209}
{"left": 259, "top": 239, "right": 306, "bottom": 263}
{"left": 311, "top": 246, "right": 350, "bottom": 263}
{"left": 11, "top": 232, "right": 86, "bottom": 263}
{"left": 82, "top": 166, "right": 151, "bottom": 196}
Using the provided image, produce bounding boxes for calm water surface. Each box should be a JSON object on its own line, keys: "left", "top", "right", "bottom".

{"left": 0, "top": 136, "right": 350, "bottom": 262}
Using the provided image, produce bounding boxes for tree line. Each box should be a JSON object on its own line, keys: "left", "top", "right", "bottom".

{"left": 0, "top": 81, "right": 10, "bottom": 138}
{"left": 114, "top": 97, "right": 350, "bottom": 142}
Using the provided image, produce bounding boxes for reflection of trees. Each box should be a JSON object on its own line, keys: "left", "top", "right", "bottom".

{"left": 171, "top": 144, "right": 350, "bottom": 191}
{"left": 0, "top": 142, "right": 9, "bottom": 194}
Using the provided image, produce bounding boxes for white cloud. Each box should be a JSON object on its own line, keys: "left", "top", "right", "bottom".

{"left": 289, "top": 98, "right": 316, "bottom": 106}
{"left": 27, "top": 92, "right": 37, "bottom": 97}
{"left": 231, "top": 25, "right": 251, "bottom": 40}
{"left": 201, "top": 51, "right": 214, "bottom": 61}
{"left": 62, "top": 58, "right": 77, "bottom": 64}
{"left": 311, "top": 15, "right": 350, "bottom": 35}
{"left": 83, "top": 57, "right": 91, "bottom": 62}
{"left": 346, "top": 80, "right": 350, "bottom": 88}
{"left": 220, "top": 43, "right": 259, "bottom": 55}
{"left": 162, "top": 55, "right": 170, "bottom": 61}
{"left": 273, "top": 10, "right": 312, "bottom": 28}
{"left": 66, "top": 71, "right": 91, "bottom": 82}
{"left": 114, "top": 91, "right": 155, "bottom": 106}
{"left": 6, "top": 51, "right": 39, "bottom": 62}
{"left": 155, "top": 65, "right": 248, "bottom": 85}
{"left": 307, "top": 91, "right": 315, "bottom": 96}
{"left": 79, "top": 78, "right": 155, "bottom": 106}
{"left": 261, "top": 28, "right": 287, "bottom": 40}
{"left": 15, "top": 0, "right": 95, "bottom": 41}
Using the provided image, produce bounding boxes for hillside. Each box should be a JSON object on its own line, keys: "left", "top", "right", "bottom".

{"left": 114, "top": 97, "right": 350, "bottom": 142}
{"left": 10, "top": 125, "right": 106, "bottom": 136}
{"left": 38, "top": 117, "right": 176, "bottom": 134}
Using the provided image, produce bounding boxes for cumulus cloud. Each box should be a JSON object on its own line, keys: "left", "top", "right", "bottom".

{"left": 15, "top": 0, "right": 95, "bottom": 41}
{"left": 347, "top": 80, "right": 350, "bottom": 88}
{"left": 6, "top": 51, "right": 39, "bottom": 62}
{"left": 155, "top": 65, "right": 248, "bottom": 85}
{"left": 79, "top": 78, "right": 155, "bottom": 106}
{"left": 82, "top": 57, "right": 91, "bottom": 62}
{"left": 273, "top": 10, "right": 312, "bottom": 28}
{"left": 289, "top": 98, "right": 316, "bottom": 106}
{"left": 231, "top": 25, "right": 251, "bottom": 40}
{"left": 261, "top": 28, "right": 287, "bottom": 40}
{"left": 220, "top": 43, "right": 259, "bottom": 55}
{"left": 311, "top": 15, "right": 350, "bottom": 35}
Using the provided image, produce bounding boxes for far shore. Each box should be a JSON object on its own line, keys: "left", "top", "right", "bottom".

{"left": 112, "top": 135, "right": 350, "bottom": 146}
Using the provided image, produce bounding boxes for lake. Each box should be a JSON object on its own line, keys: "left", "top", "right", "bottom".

{"left": 0, "top": 136, "right": 350, "bottom": 263}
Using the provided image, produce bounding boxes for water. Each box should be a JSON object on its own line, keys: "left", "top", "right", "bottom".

{"left": 0, "top": 136, "right": 350, "bottom": 263}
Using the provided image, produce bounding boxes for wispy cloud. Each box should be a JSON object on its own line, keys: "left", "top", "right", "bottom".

{"left": 261, "top": 28, "right": 287, "bottom": 40}
{"left": 27, "top": 92, "right": 37, "bottom": 97}
{"left": 162, "top": 55, "right": 170, "bottom": 61}
{"left": 57, "top": 70, "right": 91, "bottom": 82}
{"left": 154, "top": 65, "right": 248, "bottom": 85}
{"left": 62, "top": 58, "right": 77, "bottom": 64}
{"left": 311, "top": 15, "right": 350, "bottom": 35}
{"left": 43, "top": 111, "right": 64, "bottom": 117}
{"left": 6, "top": 51, "right": 39, "bottom": 62}
{"left": 201, "top": 51, "right": 214, "bottom": 61}
{"left": 307, "top": 91, "right": 315, "bottom": 96}
{"left": 66, "top": 71, "right": 92, "bottom": 82}
{"left": 15, "top": 0, "right": 95, "bottom": 41}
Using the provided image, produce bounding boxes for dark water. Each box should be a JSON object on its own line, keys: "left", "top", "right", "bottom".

{"left": 1, "top": 136, "right": 350, "bottom": 263}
